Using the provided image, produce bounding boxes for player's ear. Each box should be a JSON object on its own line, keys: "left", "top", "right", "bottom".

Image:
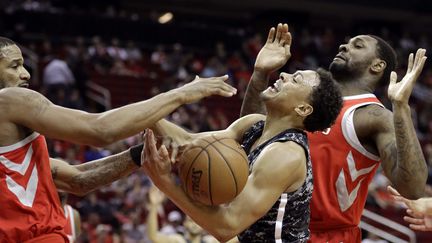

{"left": 371, "top": 58, "right": 386, "bottom": 73}
{"left": 295, "top": 104, "right": 313, "bottom": 117}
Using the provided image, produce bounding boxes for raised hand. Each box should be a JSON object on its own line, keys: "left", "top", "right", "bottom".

{"left": 388, "top": 48, "right": 427, "bottom": 104}
{"left": 254, "top": 23, "right": 292, "bottom": 73}
{"left": 177, "top": 75, "right": 237, "bottom": 104}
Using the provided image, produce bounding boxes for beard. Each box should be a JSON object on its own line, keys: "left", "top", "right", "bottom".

{"left": 329, "top": 61, "right": 353, "bottom": 82}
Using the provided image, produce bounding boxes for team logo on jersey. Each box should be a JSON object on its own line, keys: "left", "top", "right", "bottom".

{"left": 0, "top": 145, "right": 38, "bottom": 207}
{"left": 336, "top": 151, "right": 377, "bottom": 211}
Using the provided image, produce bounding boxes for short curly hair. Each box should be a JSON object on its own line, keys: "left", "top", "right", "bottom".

{"left": 0, "top": 37, "right": 16, "bottom": 58}
{"left": 303, "top": 68, "right": 343, "bottom": 132}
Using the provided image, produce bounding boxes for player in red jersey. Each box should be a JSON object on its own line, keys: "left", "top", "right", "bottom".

{"left": 240, "top": 23, "right": 428, "bottom": 242}
{"left": 0, "top": 37, "right": 237, "bottom": 243}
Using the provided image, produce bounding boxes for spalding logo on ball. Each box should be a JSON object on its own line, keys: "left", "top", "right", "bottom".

{"left": 179, "top": 134, "right": 249, "bottom": 206}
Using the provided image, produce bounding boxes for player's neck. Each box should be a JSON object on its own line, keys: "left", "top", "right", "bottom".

{"left": 261, "top": 116, "right": 300, "bottom": 141}
{"left": 338, "top": 81, "right": 374, "bottom": 96}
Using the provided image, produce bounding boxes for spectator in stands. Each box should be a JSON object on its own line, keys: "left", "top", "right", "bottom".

{"left": 42, "top": 46, "right": 75, "bottom": 101}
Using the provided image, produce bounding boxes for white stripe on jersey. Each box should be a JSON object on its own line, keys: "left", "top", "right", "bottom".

{"left": 275, "top": 193, "right": 288, "bottom": 243}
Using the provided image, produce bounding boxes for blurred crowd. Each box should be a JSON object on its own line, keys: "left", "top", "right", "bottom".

{"left": 2, "top": 0, "right": 432, "bottom": 242}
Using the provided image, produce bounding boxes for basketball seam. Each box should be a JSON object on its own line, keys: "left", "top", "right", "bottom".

{"left": 212, "top": 137, "right": 249, "bottom": 167}
{"left": 208, "top": 136, "right": 243, "bottom": 197}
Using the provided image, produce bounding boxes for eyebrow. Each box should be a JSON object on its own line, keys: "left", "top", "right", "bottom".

{"left": 294, "top": 72, "right": 304, "bottom": 80}
{"left": 10, "top": 59, "right": 23, "bottom": 64}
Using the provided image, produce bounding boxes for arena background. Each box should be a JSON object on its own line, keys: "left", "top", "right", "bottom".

{"left": 1, "top": 0, "right": 432, "bottom": 242}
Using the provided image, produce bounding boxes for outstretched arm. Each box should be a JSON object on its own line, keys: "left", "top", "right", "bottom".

{"left": 0, "top": 75, "right": 236, "bottom": 147}
{"left": 142, "top": 130, "right": 306, "bottom": 242}
{"left": 146, "top": 185, "right": 185, "bottom": 243}
{"left": 51, "top": 149, "right": 138, "bottom": 196}
{"left": 376, "top": 49, "right": 428, "bottom": 199}
{"left": 240, "top": 23, "right": 291, "bottom": 116}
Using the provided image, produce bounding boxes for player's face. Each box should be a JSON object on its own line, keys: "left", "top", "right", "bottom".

{"left": 329, "top": 35, "right": 379, "bottom": 81}
{"left": 0, "top": 44, "right": 30, "bottom": 89}
{"left": 261, "top": 70, "right": 319, "bottom": 107}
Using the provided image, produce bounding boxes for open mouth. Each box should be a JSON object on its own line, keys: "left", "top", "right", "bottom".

{"left": 269, "top": 80, "right": 281, "bottom": 92}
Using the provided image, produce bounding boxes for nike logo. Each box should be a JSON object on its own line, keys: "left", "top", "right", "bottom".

{"left": 0, "top": 145, "right": 38, "bottom": 207}
{"left": 336, "top": 151, "right": 377, "bottom": 211}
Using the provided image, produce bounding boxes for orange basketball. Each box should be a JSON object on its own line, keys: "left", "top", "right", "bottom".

{"left": 178, "top": 134, "right": 249, "bottom": 205}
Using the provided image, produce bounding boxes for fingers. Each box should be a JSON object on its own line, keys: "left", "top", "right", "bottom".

{"left": 387, "top": 186, "right": 400, "bottom": 196}
{"left": 407, "top": 53, "right": 414, "bottom": 73}
{"left": 389, "top": 71, "right": 397, "bottom": 86}
{"left": 267, "top": 27, "right": 276, "bottom": 44}
{"left": 158, "top": 144, "right": 170, "bottom": 162}
{"left": 404, "top": 215, "right": 424, "bottom": 225}
{"left": 407, "top": 209, "right": 424, "bottom": 219}
{"left": 210, "top": 75, "right": 237, "bottom": 96}
{"left": 275, "top": 23, "right": 283, "bottom": 43}
{"left": 404, "top": 216, "right": 429, "bottom": 231}
{"left": 145, "top": 129, "right": 159, "bottom": 162}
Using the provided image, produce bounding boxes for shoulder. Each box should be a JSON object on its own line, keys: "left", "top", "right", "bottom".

{"left": 254, "top": 141, "right": 306, "bottom": 174}
{"left": 0, "top": 88, "right": 50, "bottom": 110}
{"left": 228, "top": 114, "right": 266, "bottom": 139}
{"left": 251, "top": 141, "right": 306, "bottom": 190}
{"left": 353, "top": 104, "right": 393, "bottom": 136}
{"left": 235, "top": 114, "right": 266, "bottom": 125}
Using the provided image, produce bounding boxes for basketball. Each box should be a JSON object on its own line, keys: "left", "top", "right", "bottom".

{"left": 178, "top": 134, "right": 249, "bottom": 206}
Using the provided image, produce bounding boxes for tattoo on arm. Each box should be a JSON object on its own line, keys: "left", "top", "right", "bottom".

{"left": 376, "top": 105, "right": 427, "bottom": 198}
{"left": 70, "top": 151, "right": 137, "bottom": 194}
{"left": 51, "top": 165, "right": 59, "bottom": 180}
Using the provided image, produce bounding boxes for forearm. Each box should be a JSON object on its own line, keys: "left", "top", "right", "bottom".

{"left": 151, "top": 119, "right": 193, "bottom": 145}
{"left": 392, "top": 103, "right": 427, "bottom": 198}
{"left": 70, "top": 150, "right": 138, "bottom": 195}
{"left": 158, "top": 182, "right": 235, "bottom": 241}
{"left": 240, "top": 71, "right": 269, "bottom": 117}
{"left": 95, "top": 91, "right": 184, "bottom": 145}
{"left": 146, "top": 204, "right": 162, "bottom": 242}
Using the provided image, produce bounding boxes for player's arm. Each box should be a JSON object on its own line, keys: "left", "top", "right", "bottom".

{"left": 0, "top": 75, "right": 236, "bottom": 147}
{"left": 143, "top": 132, "right": 306, "bottom": 242}
{"left": 50, "top": 149, "right": 139, "bottom": 196}
{"left": 240, "top": 23, "right": 291, "bottom": 117}
{"left": 146, "top": 186, "right": 186, "bottom": 243}
{"left": 151, "top": 114, "right": 266, "bottom": 146}
{"left": 373, "top": 49, "right": 428, "bottom": 199}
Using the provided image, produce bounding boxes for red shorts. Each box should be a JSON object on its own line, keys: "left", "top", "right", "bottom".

{"left": 308, "top": 227, "right": 361, "bottom": 243}
{"left": 24, "top": 233, "right": 68, "bottom": 243}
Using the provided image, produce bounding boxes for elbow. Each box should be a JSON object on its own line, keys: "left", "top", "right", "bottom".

{"left": 213, "top": 230, "right": 236, "bottom": 243}
{"left": 210, "top": 220, "right": 238, "bottom": 242}
{"left": 88, "top": 121, "right": 118, "bottom": 147}
{"left": 395, "top": 182, "right": 426, "bottom": 199}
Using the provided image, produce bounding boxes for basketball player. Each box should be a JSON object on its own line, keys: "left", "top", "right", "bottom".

{"left": 240, "top": 23, "right": 428, "bottom": 242}
{"left": 141, "top": 67, "right": 343, "bottom": 241}
{"left": 58, "top": 192, "right": 81, "bottom": 243}
{"left": 388, "top": 186, "right": 432, "bottom": 232}
{"left": 0, "top": 37, "right": 236, "bottom": 242}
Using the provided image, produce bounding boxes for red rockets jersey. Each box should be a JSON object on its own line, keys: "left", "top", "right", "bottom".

{"left": 308, "top": 94, "right": 383, "bottom": 231}
{"left": 0, "top": 132, "right": 67, "bottom": 242}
